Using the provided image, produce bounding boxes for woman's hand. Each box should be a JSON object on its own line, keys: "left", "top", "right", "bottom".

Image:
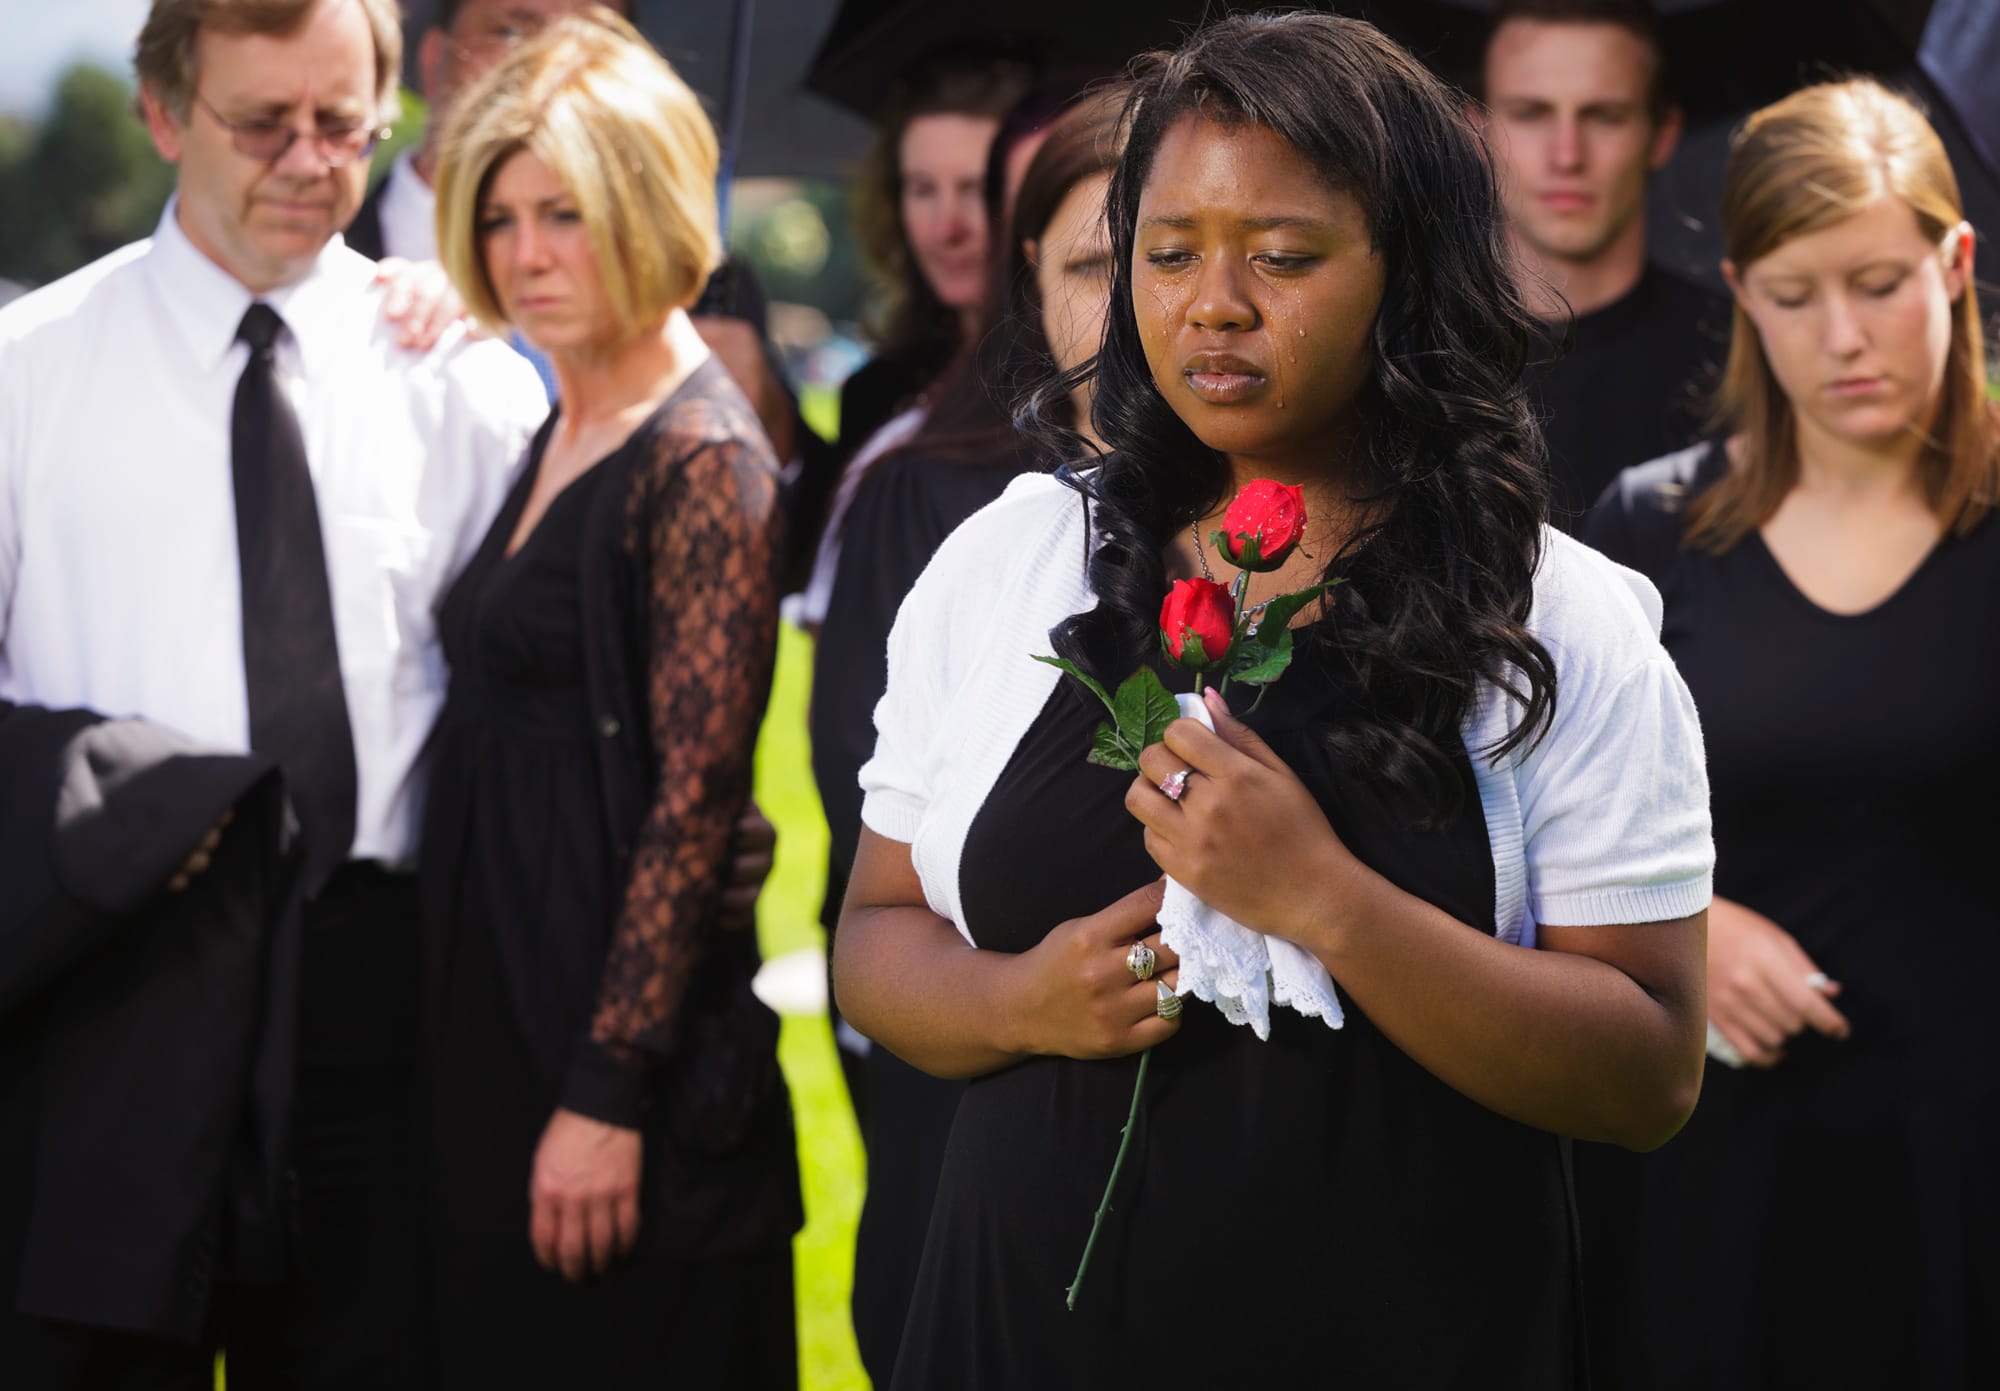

{"left": 718, "top": 803, "right": 777, "bottom": 933}
{"left": 1009, "top": 879, "right": 1182, "bottom": 1061}
{"left": 1129, "top": 688, "right": 1350, "bottom": 944}
{"left": 1706, "top": 895, "right": 1849, "bottom": 1067}
{"left": 373, "top": 257, "right": 475, "bottom": 351}
{"left": 529, "top": 1107, "right": 642, "bottom": 1282}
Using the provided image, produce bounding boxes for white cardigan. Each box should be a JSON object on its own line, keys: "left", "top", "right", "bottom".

{"left": 859, "top": 472, "right": 1713, "bottom": 948}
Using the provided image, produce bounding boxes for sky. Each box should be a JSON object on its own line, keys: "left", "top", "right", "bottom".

{"left": 3, "top": 0, "right": 149, "bottom": 116}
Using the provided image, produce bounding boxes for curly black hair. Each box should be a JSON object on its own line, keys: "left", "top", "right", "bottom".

{"left": 1042, "top": 10, "right": 1556, "bottom": 813}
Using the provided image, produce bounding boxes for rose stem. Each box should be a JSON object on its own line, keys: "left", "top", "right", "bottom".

{"left": 1064, "top": 1045, "right": 1152, "bottom": 1311}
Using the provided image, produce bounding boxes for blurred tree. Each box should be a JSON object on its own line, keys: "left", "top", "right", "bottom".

{"left": 0, "top": 62, "right": 174, "bottom": 289}
{"left": 729, "top": 178, "right": 866, "bottom": 326}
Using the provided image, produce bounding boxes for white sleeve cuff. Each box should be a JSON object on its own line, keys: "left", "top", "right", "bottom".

{"left": 1531, "top": 872, "right": 1713, "bottom": 929}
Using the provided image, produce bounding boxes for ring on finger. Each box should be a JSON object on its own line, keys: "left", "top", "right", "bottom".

{"left": 1154, "top": 979, "right": 1183, "bottom": 1020}
{"left": 1158, "top": 767, "right": 1192, "bottom": 802}
{"left": 1803, "top": 970, "right": 1830, "bottom": 992}
{"left": 1126, "top": 941, "right": 1157, "bottom": 982}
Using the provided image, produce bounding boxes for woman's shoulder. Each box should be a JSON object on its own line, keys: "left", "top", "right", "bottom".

{"left": 891, "top": 471, "right": 1085, "bottom": 649}
{"left": 633, "top": 361, "right": 781, "bottom": 492}
{"left": 838, "top": 354, "right": 924, "bottom": 449}
{"left": 1580, "top": 439, "right": 1726, "bottom": 581}
{"left": 1524, "top": 526, "right": 1672, "bottom": 695}
{"left": 924, "top": 469, "right": 1079, "bottom": 566}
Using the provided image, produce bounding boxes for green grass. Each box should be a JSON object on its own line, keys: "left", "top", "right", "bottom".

{"left": 754, "top": 624, "right": 870, "bottom": 1390}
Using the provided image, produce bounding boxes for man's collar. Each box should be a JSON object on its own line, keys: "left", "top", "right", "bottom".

{"left": 144, "top": 198, "right": 349, "bottom": 378}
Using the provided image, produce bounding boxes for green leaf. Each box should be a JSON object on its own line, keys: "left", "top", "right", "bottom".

{"left": 1246, "top": 581, "right": 1337, "bottom": 638}
{"left": 1165, "top": 625, "right": 1229, "bottom": 672}
{"left": 1112, "top": 667, "right": 1182, "bottom": 750}
{"left": 1229, "top": 626, "right": 1295, "bottom": 686}
{"left": 1087, "top": 721, "right": 1140, "bottom": 770}
{"left": 1032, "top": 653, "right": 1117, "bottom": 719}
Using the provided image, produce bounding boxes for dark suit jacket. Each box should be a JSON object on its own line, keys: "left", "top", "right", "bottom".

{"left": 0, "top": 702, "right": 301, "bottom": 1342}
{"left": 343, "top": 176, "right": 387, "bottom": 262}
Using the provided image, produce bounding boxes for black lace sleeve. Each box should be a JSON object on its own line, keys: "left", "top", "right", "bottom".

{"left": 561, "top": 394, "right": 782, "bottom": 1127}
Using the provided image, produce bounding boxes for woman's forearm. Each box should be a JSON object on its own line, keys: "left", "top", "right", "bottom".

{"left": 832, "top": 902, "right": 1033, "bottom": 1080}
{"left": 1300, "top": 853, "right": 1707, "bottom": 1150}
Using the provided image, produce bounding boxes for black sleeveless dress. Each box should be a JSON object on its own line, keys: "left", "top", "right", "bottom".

{"left": 891, "top": 638, "right": 1584, "bottom": 1389}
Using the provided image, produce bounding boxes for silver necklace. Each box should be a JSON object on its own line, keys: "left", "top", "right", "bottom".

{"left": 1191, "top": 522, "right": 1282, "bottom": 635}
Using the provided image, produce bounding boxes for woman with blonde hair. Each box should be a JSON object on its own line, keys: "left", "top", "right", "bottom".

{"left": 1586, "top": 77, "right": 1999, "bottom": 1390}
{"left": 420, "top": 11, "right": 799, "bottom": 1386}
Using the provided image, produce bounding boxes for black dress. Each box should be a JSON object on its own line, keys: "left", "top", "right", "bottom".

{"left": 420, "top": 394, "right": 798, "bottom": 1390}
{"left": 810, "top": 445, "right": 1040, "bottom": 1385}
{"left": 1582, "top": 443, "right": 2000, "bottom": 1390}
{"left": 891, "top": 639, "right": 1584, "bottom": 1389}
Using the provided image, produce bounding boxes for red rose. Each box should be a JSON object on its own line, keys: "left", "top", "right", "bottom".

{"left": 1215, "top": 480, "right": 1307, "bottom": 572}
{"left": 1159, "top": 577, "right": 1235, "bottom": 670}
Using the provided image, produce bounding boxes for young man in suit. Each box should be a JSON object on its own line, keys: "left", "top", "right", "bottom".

{"left": 1475, "top": 0, "right": 1729, "bottom": 530}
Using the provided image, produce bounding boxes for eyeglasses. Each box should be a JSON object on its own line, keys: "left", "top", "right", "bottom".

{"left": 193, "top": 93, "right": 390, "bottom": 168}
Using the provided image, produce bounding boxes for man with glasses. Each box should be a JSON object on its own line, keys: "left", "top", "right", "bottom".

{"left": 0, "top": 1, "right": 543, "bottom": 1386}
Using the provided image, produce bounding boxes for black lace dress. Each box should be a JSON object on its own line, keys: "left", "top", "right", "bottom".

{"left": 890, "top": 638, "right": 1585, "bottom": 1389}
{"left": 419, "top": 372, "right": 798, "bottom": 1389}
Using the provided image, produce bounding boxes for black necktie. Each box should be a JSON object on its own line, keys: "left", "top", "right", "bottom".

{"left": 232, "top": 302, "right": 357, "bottom": 892}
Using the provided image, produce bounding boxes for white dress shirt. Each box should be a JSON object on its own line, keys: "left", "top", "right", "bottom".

{"left": 376, "top": 151, "right": 439, "bottom": 263}
{"left": 0, "top": 205, "right": 547, "bottom": 867}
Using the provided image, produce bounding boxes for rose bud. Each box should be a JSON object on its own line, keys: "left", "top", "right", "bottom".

{"left": 1213, "top": 479, "right": 1307, "bottom": 572}
{"left": 1159, "top": 577, "right": 1236, "bottom": 671}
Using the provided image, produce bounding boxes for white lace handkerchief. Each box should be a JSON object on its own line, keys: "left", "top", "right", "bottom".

{"left": 1154, "top": 693, "right": 1344, "bottom": 1040}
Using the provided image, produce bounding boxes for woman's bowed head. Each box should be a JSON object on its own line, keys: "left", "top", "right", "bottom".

{"left": 1159, "top": 578, "right": 1235, "bottom": 671}
{"left": 1213, "top": 479, "right": 1307, "bottom": 571}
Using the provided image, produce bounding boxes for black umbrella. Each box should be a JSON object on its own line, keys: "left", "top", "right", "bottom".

{"left": 1358, "top": 0, "right": 1934, "bottom": 128}
{"left": 805, "top": 0, "right": 1932, "bottom": 128}
{"left": 804, "top": 0, "right": 1231, "bottom": 119}
{"left": 398, "top": 0, "right": 870, "bottom": 181}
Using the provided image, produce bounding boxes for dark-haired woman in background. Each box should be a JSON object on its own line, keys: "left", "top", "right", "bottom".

{"left": 836, "top": 57, "right": 1032, "bottom": 460}
{"left": 835, "top": 14, "right": 1713, "bottom": 1387}
{"left": 1584, "top": 79, "right": 1999, "bottom": 1390}
{"left": 815, "top": 85, "right": 1128, "bottom": 1386}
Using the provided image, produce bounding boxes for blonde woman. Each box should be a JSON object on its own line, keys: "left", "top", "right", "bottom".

{"left": 422, "top": 12, "right": 798, "bottom": 1386}
{"left": 1585, "top": 78, "right": 1999, "bottom": 1390}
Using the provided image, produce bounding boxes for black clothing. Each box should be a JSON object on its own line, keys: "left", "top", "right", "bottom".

{"left": 835, "top": 354, "right": 926, "bottom": 462}
{"left": 233, "top": 303, "right": 357, "bottom": 892}
{"left": 782, "top": 353, "right": 929, "bottom": 597}
{"left": 0, "top": 704, "right": 301, "bottom": 1387}
{"left": 419, "top": 366, "right": 800, "bottom": 1386}
{"left": 1531, "top": 264, "right": 1728, "bottom": 534}
{"left": 343, "top": 177, "right": 386, "bottom": 261}
{"left": 1581, "top": 444, "right": 2000, "bottom": 1390}
{"left": 225, "top": 866, "right": 432, "bottom": 1391}
{"left": 809, "top": 444, "right": 1040, "bottom": 1386}
{"left": 812, "top": 445, "right": 1040, "bottom": 879}
{"left": 891, "top": 642, "right": 1583, "bottom": 1389}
